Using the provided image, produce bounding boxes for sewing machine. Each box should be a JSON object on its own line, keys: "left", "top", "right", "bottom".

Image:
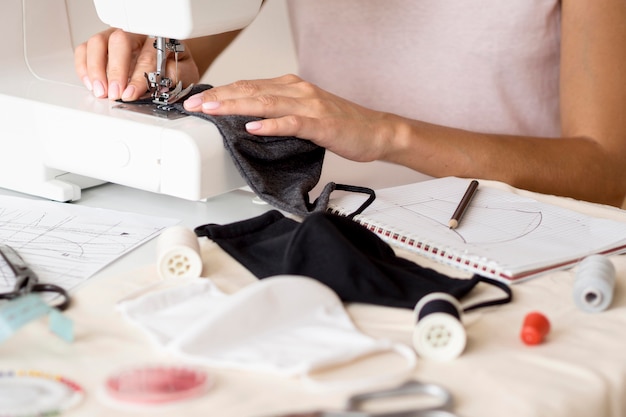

{"left": 1, "top": 0, "right": 429, "bottom": 204}
{"left": 0, "top": 0, "right": 259, "bottom": 202}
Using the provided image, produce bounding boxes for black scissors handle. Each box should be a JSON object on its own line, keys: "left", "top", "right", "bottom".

{"left": 0, "top": 283, "right": 71, "bottom": 311}
{"left": 0, "top": 281, "right": 71, "bottom": 312}
{"left": 31, "top": 283, "right": 72, "bottom": 311}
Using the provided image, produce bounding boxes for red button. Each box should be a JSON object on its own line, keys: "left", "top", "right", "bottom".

{"left": 520, "top": 311, "right": 550, "bottom": 345}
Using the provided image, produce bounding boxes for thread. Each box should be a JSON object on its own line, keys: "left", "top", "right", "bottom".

{"left": 412, "top": 292, "right": 466, "bottom": 361}
{"left": 520, "top": 311, "right": 550, "bottom": 345}
{"left": 156, "top": 226, "right": 203, "bottom": 279}
{"left": 573, "top": 255, "right": 615, "bottom": 313}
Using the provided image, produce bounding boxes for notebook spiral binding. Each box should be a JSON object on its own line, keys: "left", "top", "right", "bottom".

{"left": 329, "top": 207, "right": 504, "bottom": 279}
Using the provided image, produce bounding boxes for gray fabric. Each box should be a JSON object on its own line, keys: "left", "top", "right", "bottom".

{"left": 120, "top": 85, "right": 338, "bottom": 216}
{"left": 168, "top": 85, "right": 337, "bottom": 216}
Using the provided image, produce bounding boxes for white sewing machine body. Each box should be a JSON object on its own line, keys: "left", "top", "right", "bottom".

{"left": 0, "top": 0, "right": 260, "bottom": 202}
{"left": 1, "top": 0, "right": 429, "bottom": 203}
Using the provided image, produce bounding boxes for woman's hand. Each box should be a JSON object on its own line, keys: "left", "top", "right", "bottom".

{"left": 182, "top": 74, "right": 402, "bottom": 163}
{"left": 74, "top": 28, "right": 200, "bottom": 101}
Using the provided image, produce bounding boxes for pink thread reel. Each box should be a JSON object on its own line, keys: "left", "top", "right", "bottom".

{"left": 520, "top": 311, "right": 551, "bottom": 346}
{"left": 412, "top": 292, "right": 467, "bottom": 361}
{"left": 105, "top": 365, "right": 211, "bottom": 404}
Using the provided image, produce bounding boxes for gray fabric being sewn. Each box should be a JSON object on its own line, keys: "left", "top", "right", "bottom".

{"left": 121, "top": 84, "right": 338, "bottom": 216}
{"left": 197, "top": 110, "right": 338, "bottom": 217}
{"left": 173, "top": 85, "right": 338, "bottom": 216}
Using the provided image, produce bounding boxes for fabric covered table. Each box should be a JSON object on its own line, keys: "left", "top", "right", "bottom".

{"left": 1, "top": 181, "right": 625, "bottom": 417}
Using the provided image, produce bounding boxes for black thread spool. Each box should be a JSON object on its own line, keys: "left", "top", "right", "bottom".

{"left": 412, "top": 292, "right": 466, "bottom": 361}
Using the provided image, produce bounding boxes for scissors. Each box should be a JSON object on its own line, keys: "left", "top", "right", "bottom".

{"left": 0, "top": 244, "right": 71, "bottom": 311}
{"left": 264, "top": 380, "right": 458, "bottom": 417}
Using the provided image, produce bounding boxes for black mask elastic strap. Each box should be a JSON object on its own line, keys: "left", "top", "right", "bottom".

{"left": 462, "top": 277, "right": 513, "bottom": 312}
{"left": 331, "top": 184, "right": 376, "bottom": 219}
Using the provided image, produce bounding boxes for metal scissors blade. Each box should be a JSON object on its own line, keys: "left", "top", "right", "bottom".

{"left": 346, "top": 380, "right": 455, "bottom": 416}
{"left": 263, "top": 380, "right": 457, "bottom": 417}
{"left": 0, "top": 244, "right": 30, "bottom": 271}
{"left": 0, "top": 244, "right": 36, "bottom": 290}
{"left": 0, "top": 244, "right": 71, "bottom": 311}
{"left": 264, "top": 412, "right": 367, "bottom": 417}
{"left": 266, "top": 410, "right": 458, "bottom": 417}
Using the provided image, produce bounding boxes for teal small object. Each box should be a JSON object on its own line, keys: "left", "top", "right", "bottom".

{"left": 48, "top": 308, "right": 74, "bottom": 342}
{"left": 0, "top": 294, "right": 73, "bottom": 343}
{"left": 0, "top": 294, "right": 50, "bottom": 343}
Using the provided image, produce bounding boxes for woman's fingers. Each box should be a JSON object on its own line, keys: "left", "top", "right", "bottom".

{"left": 105, "top": 30, "right": 145, "bottom": 100}
{"left": 120, "top": 37, "right": 158, "bottom": 101}
{"left": 179, "top": 73, "right": 392, "bottom": 164}
{"left": 183, "top": 75, "right": 315, "bottom": 113}
{"left": 74, "top": 29, "right": 146, "bottom": 99}
{"left": 79, "top": 28, "right": 117, "bottom": 98}
{"left": 76, "top": 29, "right": 202, "bottom": 102}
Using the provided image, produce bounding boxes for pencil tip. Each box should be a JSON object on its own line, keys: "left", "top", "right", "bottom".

{"left": 448, "top": 219, "right": 458, "bottom": 229}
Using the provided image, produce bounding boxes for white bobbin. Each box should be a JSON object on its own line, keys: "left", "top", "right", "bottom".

{"left": 573, "top": 255, "right": 615, "bottom": 313}
{"left": 156, "top": 226, "right": 203, "bottom": 280}
{"left": 412, "top": 292, "right": 466, "bottom": 361}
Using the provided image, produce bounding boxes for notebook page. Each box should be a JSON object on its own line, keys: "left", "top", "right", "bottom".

{"left": 328, "top": 177, "right": 626, "bottom": 280}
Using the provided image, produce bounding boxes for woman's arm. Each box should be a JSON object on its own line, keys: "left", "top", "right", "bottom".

{"left": 183, "top": 0, "right": 626, "bottom": 207}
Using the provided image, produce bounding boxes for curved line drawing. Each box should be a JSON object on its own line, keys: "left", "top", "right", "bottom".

{"left": 452, "top": 208, "right": 543, "bottom": 245}
{"left": 377, "top": 200, "right": 544, "bottom": 246}
{"left": 0, "top": 201, "right": 175, "bottom": 296}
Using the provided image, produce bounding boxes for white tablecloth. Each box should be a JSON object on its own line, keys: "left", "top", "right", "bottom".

{"left": 2, "top": 181, "right": 626, "bottom": 417}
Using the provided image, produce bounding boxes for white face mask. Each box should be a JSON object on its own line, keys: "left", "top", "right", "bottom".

{"left": 118, "top": 275, "right": 415, "bottom": 389}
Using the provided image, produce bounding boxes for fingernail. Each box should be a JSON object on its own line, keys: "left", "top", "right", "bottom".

{"left": 183, "top": 94, "right": 203, "bottom": 109}
{"left": 246, "top": 121, "right": 263, "bottom": 131}
{"left": 122, "top": 85, "right": 136, "bottom": 101}
{"left": 93, "top": 80, "right": 106, "bottom": 98}
{"left": 109, "top": 82, "right": 120, "bottom": 100}
{"left": 82, "top": 76, "right": 92, "bottom": 91}
{"left": 202, "top": 101, "right": 221, "bottom": 111}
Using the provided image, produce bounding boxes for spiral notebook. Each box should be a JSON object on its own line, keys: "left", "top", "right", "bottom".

{"left": 327, "top": 177, "right": 626, "bottom": 282}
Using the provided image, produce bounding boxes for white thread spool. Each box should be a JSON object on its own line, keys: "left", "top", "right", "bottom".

{"left": 156, "top": 226, "right": 203, "bottom": 279}
{"left": 412, "top": 292, "right": 466, "bottom": 361}
{"left": 573, "top": 255, "right": 615, "bottom": 313}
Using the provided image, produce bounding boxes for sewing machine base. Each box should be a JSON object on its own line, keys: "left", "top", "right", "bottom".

{"left": 0, "top": 80, "right": 245, "bottom": 202}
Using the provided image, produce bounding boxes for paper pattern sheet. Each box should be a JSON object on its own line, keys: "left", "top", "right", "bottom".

{"left": 329, "top": 177, "right": 626, "bottom": 280}
{"left": 0, "top": 195, "right": 178, "bottom": 294}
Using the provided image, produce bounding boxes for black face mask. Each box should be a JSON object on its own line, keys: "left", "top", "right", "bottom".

{"left": 195, "top": 210, "right": 511, "bottom": 311}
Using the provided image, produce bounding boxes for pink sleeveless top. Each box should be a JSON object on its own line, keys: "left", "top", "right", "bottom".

{"left": 286, "top": 1, "right": 561, "bottom": 137}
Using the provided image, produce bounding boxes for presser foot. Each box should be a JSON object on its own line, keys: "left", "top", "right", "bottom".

{"left": 151, "top": 81, "right": 195, "bottom": 106}
{"left": 112, "top": 101, "right": 188, "bottom": 120}
{"left": 113, "top": 81, "right": 195, "bottom": 120}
